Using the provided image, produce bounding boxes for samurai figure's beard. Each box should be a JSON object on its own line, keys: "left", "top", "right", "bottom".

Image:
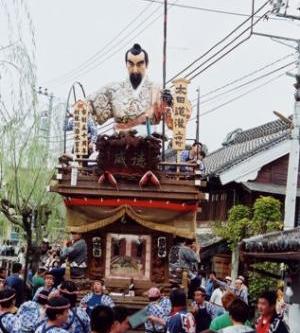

{"left": 130, "top": 73, "right": 143, "bottom": 89}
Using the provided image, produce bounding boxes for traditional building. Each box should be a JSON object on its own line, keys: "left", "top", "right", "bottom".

{"left": 197, "top": 117, "right": 300, "bottom": 273}
{"left": 200, "top": 117, "right": 299, "bottom": 225}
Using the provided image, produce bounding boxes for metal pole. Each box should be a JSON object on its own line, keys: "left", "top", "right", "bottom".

{"left": 162, "top": 0, "right": 167, "bottom": 161}
{"left": 45, "top": 93, "right": 54, "bottom": 162}
{"left": 284, "top": 41, "right": 300, "bottom": 230}
{"left": 196, "top": 87, "right": 200, "bottom": 160}
{"left": 196, "top": 88, "right": 200, "bottom": 142}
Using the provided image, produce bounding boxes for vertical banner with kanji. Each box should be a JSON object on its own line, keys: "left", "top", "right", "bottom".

{"left": 73, "top": 100, "right": 89, "bottom": 157}
{"left": 172, "top": 79, "right": 190, "bottom": 151}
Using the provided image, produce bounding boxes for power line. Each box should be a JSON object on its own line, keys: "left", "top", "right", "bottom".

{"left": 45, "top": 2, "right": 154, "bottom": 85}
{"left": 184, "top": 11, "right": 272, "bottom": 82}
{"left": 191, "top": 53, "right": 294, "bottom": 103}
{"left": 167, "top": 0, "right": 271, "bottom": 84}
{"left": 55, "top": 1, "right": 179, "bottom": 86}
{"left": 188, "top": 67, "right": 295, "bottom": 122}
{"left": 51, "top": 3, "right": 169, "bottom": 86}
{"left": 193, "top": 60, "right": 295, "bottom": 107}
{"left": 139, "top": 0, "right": 284, "bottom": 20}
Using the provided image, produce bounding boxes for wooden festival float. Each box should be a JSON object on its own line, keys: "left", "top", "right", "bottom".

{"left": 49, "top": 80, "right": 205, "bottom": 302}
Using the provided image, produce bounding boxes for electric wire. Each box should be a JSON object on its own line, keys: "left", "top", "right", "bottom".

{"left": 45, "top": 2, "right": 154, "bottom": 85}
{"left": 140, "top": 0, "right": 284, "bottom": 20}
{"left": 52, "top": 1, "right": 179, "bottom": 86}
{"left": 188, "top": 65, "right": 296, "bottom": 122}
{"left": 183, "top": 9, "right": 271, "bottom": 81}
{"left": 193, "top": 60, "right": 295, "bottom": 106}
{"left": 190, "top": 53, "right": 294, "bottom": 103}
{"left": 167, "top": 0, "right": 271, "bottom": 83}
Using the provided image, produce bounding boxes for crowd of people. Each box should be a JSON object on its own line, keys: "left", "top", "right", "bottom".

{"left": 0, "top": 260, "right": 290, "bottom": 333}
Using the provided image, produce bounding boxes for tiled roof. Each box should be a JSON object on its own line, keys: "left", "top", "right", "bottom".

{"left": 241, "top": 227, "right": 300, "bottom": 253}
{"left": 204, "top": 119, "right": 290, "bottom": 176}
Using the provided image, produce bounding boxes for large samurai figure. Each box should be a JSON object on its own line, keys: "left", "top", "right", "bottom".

{"left": 86, "top": 43, "right": 183, "bottom": 135}
{"left": 66, "top": 43, "right": 191, "bottom": 137}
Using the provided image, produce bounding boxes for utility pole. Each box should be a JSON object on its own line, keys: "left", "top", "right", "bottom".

{"left": 195, "top": 88, "right": 200, "bottom": 142}
{"left": 162, "top": 0, "right": 167, "bottom": 161}
{"left": 253, "top": 4, "right": 300, "bottom": 331}
{"left": 195, "top": 88, "right": 200, "bottom": 160}
{"left": 284, "top": 43, "right": 300, "bottom": 230}
{"left": 253, "top": 2, "right": 300, "bottom": 230}
{"left": 36, "top": 86, "right": 54, "bottom": 163}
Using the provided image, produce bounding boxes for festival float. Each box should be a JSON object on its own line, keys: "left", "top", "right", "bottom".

{"left": 49, "top": 44, "right": 205, "bottom": 303}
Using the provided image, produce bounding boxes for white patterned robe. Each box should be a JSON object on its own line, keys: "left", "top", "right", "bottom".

{"left": 88, "top": 77, "right": 162, "bottom": 133}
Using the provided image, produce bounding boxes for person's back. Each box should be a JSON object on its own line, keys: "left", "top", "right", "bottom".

{"left": 218, "top": 299, "right": 254, "bottom": 333}
{"left": 58, "top": 281, "right": 90, "bottom": 333}
{"left": 34, "top": 296, "right": 70, "bottom": 333}
{"left": 13, "top": 300, "right": 41, "bottom": 333}
{"left": 166, "top": 288, "right": 195, "bottom": 333}
{"left": 210, "top": 312, "right": 232, "bottom": 331}
{"left": 5, "top": 262, "right": 24, "bottom": 307}
{"left": 90, "top": 305, "right": 114, "bottom": 333}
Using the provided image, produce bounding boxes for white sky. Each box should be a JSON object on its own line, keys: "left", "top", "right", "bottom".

{"left": 28, "top": 0, "right": 300, "bottom": 151}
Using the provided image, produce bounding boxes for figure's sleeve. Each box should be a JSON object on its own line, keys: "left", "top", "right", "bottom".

{"left": 60, "top": 243, "right": 80, "bottom": 261}
{"left": 64, "top": 117, "right": 74, "bottom": 131}
{"left": 103, "top": 295, "right": 115, "bottom": 308}
{"left": 88, "top": 86, "right": 113, "bottom": 125}
{"left": 87, "top": 118, "right": 98, "bottom": 143}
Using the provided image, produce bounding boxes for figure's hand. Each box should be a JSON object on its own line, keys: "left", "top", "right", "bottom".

{"left": 161, "top": 89, "right": 173, "bottom": 107}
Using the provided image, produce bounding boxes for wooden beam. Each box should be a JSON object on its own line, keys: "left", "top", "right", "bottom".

{"left": 241, "top": 251, "right": 300, "bottom": 262}
{"left": 50, "top": 185, "right": 204, "bottom": 201}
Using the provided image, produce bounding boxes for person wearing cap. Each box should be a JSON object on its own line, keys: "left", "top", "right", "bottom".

{"left": 34, "top": 296, "right": 70, "bottom": 333}
{"left": 80, "top": 280, "right": 115, "bottom": 317}
{"left": 212, "top": 276, "right": 248, "bottom": 304}
{"left": 238, "top": 276, "right": 248, "bottom": 297}
{"left": 13, "top": 290, "right": 49, "bottom": 333}
{"left": 33, "top": 271, "right": 56, "bottom": 301}
{"left": 60, "top": 232, "right": 87, "bottom": 279}
{"left": 225, "top": 276, "right": 232, "bottom": 287}
{"left": 58, "top": 280, "right": 90, "bottom": 333}
{"left": 191, "top": 287, "right": 217, "bottom": 333}
{"left": 0, "top": 288, "right": 17, "bottom": 332}
{"left": 233, "top": 279, "right": 248, "bottom": 304}
{"left": 145, "top": 287, "right": 167, "bottom": 333}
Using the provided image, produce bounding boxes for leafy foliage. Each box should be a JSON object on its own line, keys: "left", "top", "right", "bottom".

{"left": 251, "top": 196, "right": 283, "bottom": 234}
{"left": 213, "top": 196, "right": 283, "bottom": 300}
{"left": 213, "top": 196, "right": 283, "bottom": 249}
{"left": 213, "top": 205, "right": 251, "bottom": 250}
{"left": 248, "top": 262, "right": 280, "bottom": 305}
{"left": 0, "top": 3, "right": 65, "bottom": 276}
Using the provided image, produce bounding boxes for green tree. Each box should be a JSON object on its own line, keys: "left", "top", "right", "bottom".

{"left": 0, "top": 2, "right": 65, "bottom": 279}
{"left": 213, "top": 196, "right": 283, "bottom": 281}
{"left": 213, "top": 204, "right": 251, "bottom": 279}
